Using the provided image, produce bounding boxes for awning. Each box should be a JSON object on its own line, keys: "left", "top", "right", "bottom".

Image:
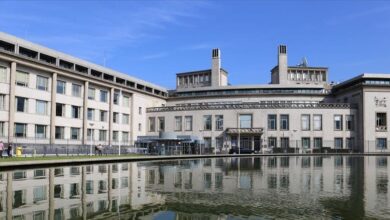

{"left": 225, "top": 128, "right": 264, "bottom": 135}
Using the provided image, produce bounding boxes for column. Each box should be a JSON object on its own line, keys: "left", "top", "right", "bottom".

{"left": 251, "top": 136, "right": 255, "bottom": 151}
{"left": 6, "top": 172, "right": 12, "bottom": 220}
{"left": 107, "top": 164, "right": 112, "bottom": 211}
{"left": 81, "top": 166, "right": 87, "bottom": 220}
{"left": 8, "top": 62, "right": 16, "bottom": 144}
{"left": 48, "top": 168, "right": 55, "bottom": 220}
{"left": 50, "top": 73, "right": 57, "bottom": 145}
{"left": 82, "top": 81, "right": 89, "bottom": 145}
{"left": 130, "top": 94, "right": 134, "bottom": 146}
{"left": 109, "top": 88, "right": 114, "bottom": 147}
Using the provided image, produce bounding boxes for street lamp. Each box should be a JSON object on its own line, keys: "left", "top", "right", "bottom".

{"left": 89, "top": 122, "right": 94, "bottom": 156}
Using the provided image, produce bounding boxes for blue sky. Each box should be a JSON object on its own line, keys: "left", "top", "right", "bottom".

{"left": 1, "top": 0, "right": 390, "bottom": 89}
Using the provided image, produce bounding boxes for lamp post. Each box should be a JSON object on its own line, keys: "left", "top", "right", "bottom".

{"left": 199, "top": 129, "right": 204, "bottom": 155}
{"left": 89, "top": 123, "right": 94, "bottom": 156}
{"left": 118, "top": 89, "right": 122, "bottom": 156}
{"left": 237, "top": 113, "right": 241, "bottom": 155}
{"left": 293, "top": 129, "right": 298, "bottom": 154}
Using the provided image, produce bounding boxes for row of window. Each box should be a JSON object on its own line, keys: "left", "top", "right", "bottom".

{"left": 267, "top": 137, "right": 355, "bottom": 149}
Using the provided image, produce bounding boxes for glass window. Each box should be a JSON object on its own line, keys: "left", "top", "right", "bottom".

{"left": 158, "top": 117, "right": 165, "bottom": 131}
{"left": 301, "top": 114, "right": 310, "bottom": 131}
{"left": 16, "top": 70, "right": 29, "bottom": 87}
{"left": 0, "top": 94, "right": 5, "bottom": 110}
{"left": 100, "top": 110, "right": 107, "bottom": 122}
{"left": 203, "top": 115, "right": 212, "bottom": 131}
{"left": 123, "top": 96, "right": 130, "bottom": 107}
{"left": 0, "top": 66, "right": 6, "bottom": 83}
{"left": 99, "top": 130, "right": 107, "bottom": 141}
{"left": 138, "top": 123, "right": 142, "bottom": 132}
{"left": 239, "top": 114, "right": 252, "bottom": 129}
{"left": 280, "top": 114, "right": 289, "bottom": 130}
{"left": 149, "top": 117, "right": 156, "bottom": 132}
{"left": 72, "top": 84, "right": 81, "bottom": 97}
{"left": 113, "top": 112, "right": 119, "bottom": 124}
{"left": 113, "top": 92, "right": 120, "bottom": 105}
{"left": 0, "top": 121, "right": 4, "bottom": 137}
{"left": 100, "top": 90, "right": 108, "bottom": 102}
{"left": 346, "top": 137, "right": 354, "bottom": 149}
{"left": 71, "top": 127, "right": 80, "bottom": 140}
{"left": 268, "top": 114, "right": 277, "bottom": 130}
{"left": 36, "top": 100, "right": 47, "bottom": 115}
{"left": 185, "top": 116, "right": 193, "bottom": 131}
{"left": 87, "top": 108, "right": 94, "bottom": 121}
{"left": 215, "top": 115, "right": 223, "bottom": 131}
{"left": 334, "top": 138, "right": 343, "bottom": 149}
{"left": 175, "top": 116, "right": 182, "bottom": 131}
{"left": 71, "top": 106, "right": 80, "bottom": 119}
{"left": 122, "top": 132, "right": 129, "bottom": 142}
{"left": 139, "top": 107, "right": 142, "bottom": 115}
{"left": 87, "top": 129, "right": 94, "bottom": 140}
{"left": 88, "top": 88, "right": 95, "bottom": 100}
{"left": 346, "top": 115, "right": 354, "bottom": 131}
{"left": 36, "top": 76, "right": 48, "bottom": 91}
{"left": 16, "top": 97, "right": 28, "bottom": 112}
{"left": 56, "top": 103, "right": 64, "bottom": 117}
{"left": 314, "top": 138, "right": 322, "bottom": 149}
{"left": 14, "top": 123, "right": 27, "bottom": 137}
{"left": 35, "top": 125, "right": 46, "bottom": 139}
{"left": 112, "top": 131, "right": 118, "bottom": 142}
{"left": 33, "top": 186, "right": 47, "bottom": 203}
{"left": 268, "top": 137, "right": 277, "bottom": 148}
{"left": 55, "top": 126, "right": 64, "bottom": 139}
{"left": 376, "top": 138, "right": 387, "bottom": 150}
{"left": 313, "top": 115, "right": 322, "bottom": 131}
{"left": 122, "top": 114, "right": 129, "bottom": 124}
{"left": 57, "top": 80, "right": 66, "bottom": 94}
{"left": 334, "top": 115, "right": 343, "bottom": 130}
{"left": 376, "top": 113, "right": 387, "bottom": 131}
{"left": 280, "top": 137, "right": 289, "bottom": 148}
{"left": 302, "top": 137, "right": 310, "bottom": 149}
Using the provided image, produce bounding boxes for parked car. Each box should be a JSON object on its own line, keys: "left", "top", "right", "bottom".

{"left": 229, "top": 148, "right": 255, "bottom": 154}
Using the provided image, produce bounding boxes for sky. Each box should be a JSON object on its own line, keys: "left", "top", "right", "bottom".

{"left": 0, "top": 0, "right": 390, "bottom": 89}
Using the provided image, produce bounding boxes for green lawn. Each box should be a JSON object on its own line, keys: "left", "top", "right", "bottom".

{"left": 0, "top": 154, "right": 144, "bottom": 162}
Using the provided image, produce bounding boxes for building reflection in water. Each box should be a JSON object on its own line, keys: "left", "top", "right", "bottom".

{"left": 0, "top": 156, "right": 389, "bottom": 219}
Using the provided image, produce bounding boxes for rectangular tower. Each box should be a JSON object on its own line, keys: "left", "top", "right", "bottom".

{"left": 211, "top": 48, "right": 221, "bottom": 87}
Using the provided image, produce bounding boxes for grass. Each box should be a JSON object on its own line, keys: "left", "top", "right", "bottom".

{"left": 0, "top": 154, "right": 144, "bottom": 162}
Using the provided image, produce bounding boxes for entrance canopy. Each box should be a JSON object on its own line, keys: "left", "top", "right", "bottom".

{"left": 224, "top": 128, "right": 264, "bottom": 135}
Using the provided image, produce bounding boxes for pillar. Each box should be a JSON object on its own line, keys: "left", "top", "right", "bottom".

{"left": 8, "top": 62, "right": 16, "bottom": 144}
{"left": 6, "top": 172, "right": 12, "bottom": 220}
{"left": 81, "top": 166, "right": 87, "bottom": 220}
{"left": 50, "top": 73, "right": 57, "bottom": 145}
{"left": 251, "top": 136, "right": 255, "bottom": 151}
{"left": 48, "top": 168, "right": 55, "bottom": 220}
{"left": 108, "top": 164, "right": 112, "bottom": 211}
{"left": 82, "top": 81, "right": 89, "bottom": 145}
{"left": 130, "top": 94, "right": 134, "bottom": 146}
{"left": 109, "top": 88, "right": 114, "bottom": 147}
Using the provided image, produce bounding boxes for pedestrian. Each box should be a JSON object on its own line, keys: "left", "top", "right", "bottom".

{"left": 7, "top": 143, "right": 12, "bottom": 157}
{"left": 0, "top": 141, "right": 4, "bottom": 158}
{"left": 98, "top": 144, "right": 103, "bottom": 156}
{"left": 94, "top": 145, "right": 99, "bottom": 155}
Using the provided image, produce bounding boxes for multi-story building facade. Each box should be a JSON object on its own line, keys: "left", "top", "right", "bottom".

{"left": 0, "top": 32, "right": 389, "bottom": 153}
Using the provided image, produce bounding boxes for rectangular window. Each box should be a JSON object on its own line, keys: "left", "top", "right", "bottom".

{"left": 72, "top": 84, "right": 81, "bottom": 97}
{"left": 14, "top": 123, "right": 27, "bottom": 137}
{"left": 376, "top": 112, "right": 387, "bottom": 131}
{"left": 100, "top": 90, "right": 108, "bottom": 102}
{"left": 16, "top": 97, "right": 28, "bottom": 112}
{"left": 376, "top": 138, "right": 387, "bottom": 150}
{"left": 267, "top": 114, "right": 277, "bottom": 130}
{"left": 87, "top": 108, "right": 94, "bottom": 121}
{"left": 112, "top": 131, "right": 118, "bottom": 142}
{"left": 240, "top": 114, "right": 252, "bottom": 129}
{"left": 87, "top": 129, "right": 94, "bottom": 140}
{"left": 301, "top": 114, "right": 310, "bottom": 131}
{"left": 33, "top": 186, "right": 47, "bottom": 203}
{"left": 334, "top": 115, "right": 343, "bottom": 130}
{"left": 122, "top": 96, "right": 129, "bottom": 107}
{"left": 100, "top": 110, "right": 107, "bottom": 122}
{"left": 0, "top": 121, "right": 4, "bottom": 136}
{"left": 71, "top": 127, "right": 80, "bottom": 140}
{"left": 215, "top": 115, "right": 223, "bottom": 131}
{"left": 313, "top": 115, "right": 322, "bottom": 131}
{"left": 346, "top": 115, "right": 354, "bottom": 131}
{"left": 302, "top": 137, "right": 310, "bottom": 149}
{"left": 185, "top": 116, "right": 193, "bottom": 131}
{"left": 175, "top": 116, "right": 182, "bottom": 131}
{"left": 149, "top": 117, "right": 156, "bottom": 132}
{"left": 88, "top": 88, "right": 95, "bottom": 100}
{"left": 35, "top": 100, "right": 47, "bottom": 115}
{"left": 71, "top": 106, "right": 80, "bottom": 119}
{"left": 113, "top": 92, "right": 120, "bottom": 105}
{"left": 280, "top": 137, "right": 289, "bottom": 148}
{"left": 57, "top": 80, "right": 66, "bottom": 94}
{"left": 158, "top": 117, "right": 165, "bottom": 131}
{"left": 203, "top": 115, "right": 212, "bottom": 131}
{"left": 16, "top": 70, "right": 29, "bottom": 87}
{"left": 139, "top": 107, "right": 142, "bottom": 115}
{"left": 334, "top": 138, "right": 343, "bottom": 149}
{"left": 122, "top": 114, "right": 129, "bottom": 124}
{"left": 0, "top": 66, "right": 6, "bottom": 83}
{"left": 0, "top": 94, "right": 5, "bottom": 110}
{"left": 122, "top": 132, "right": 129, "bottom": 142}
{"left": 56, "top": 103, "right": 65, "bottom": 117}
{"left": 36, "top": 75, "right": 48, "bottom": 91}
{"left": 268, "top": 137, "right": 277, "bottom": 148}
{"left": 138, "top": 123, "right": 142, "bottom": 132}
{"left": 314, "top": 138, "right": 322, "bottom": 149}
{"left": 55, "top": 126, "right": 64, "bottom": 139}
{"left": 346, "top": 137, "right": 354, "bottom": 149}
{"left": 99, "top": 130, "right": 107, "bottom": 141}
{"left": 280, "top": 114, "right": 289, "bottom": 130}
{"left": 35, "top": 125, "right": 46, "bottom": 139}
{"left": 113, "top": 112, "right": 119, "bottom": 124}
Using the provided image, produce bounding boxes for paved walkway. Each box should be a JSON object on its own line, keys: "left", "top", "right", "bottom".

{"left": 0, "top": 153, "right": 390, "bottom": 170}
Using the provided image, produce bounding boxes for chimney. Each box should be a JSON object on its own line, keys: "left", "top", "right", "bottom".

{"left": 277, "top": 45, "right": 288, "bottom": 84}
{"left": 211, "top": 48, "right": 221, "bottom": 87}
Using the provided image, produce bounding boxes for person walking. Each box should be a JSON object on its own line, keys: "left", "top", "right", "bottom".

{"left": 7, "top": 143, "right": 12, "bottom": 157}
{"left": 0, "top": 141, "right": 4, "bottom": 158}
{"left": 98, "top": 144, "right": 103, "bottom": 156}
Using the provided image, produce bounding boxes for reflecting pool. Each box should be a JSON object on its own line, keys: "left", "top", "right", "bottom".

{"left": 0, "top": 156, "right": 389, "bottom": 219}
